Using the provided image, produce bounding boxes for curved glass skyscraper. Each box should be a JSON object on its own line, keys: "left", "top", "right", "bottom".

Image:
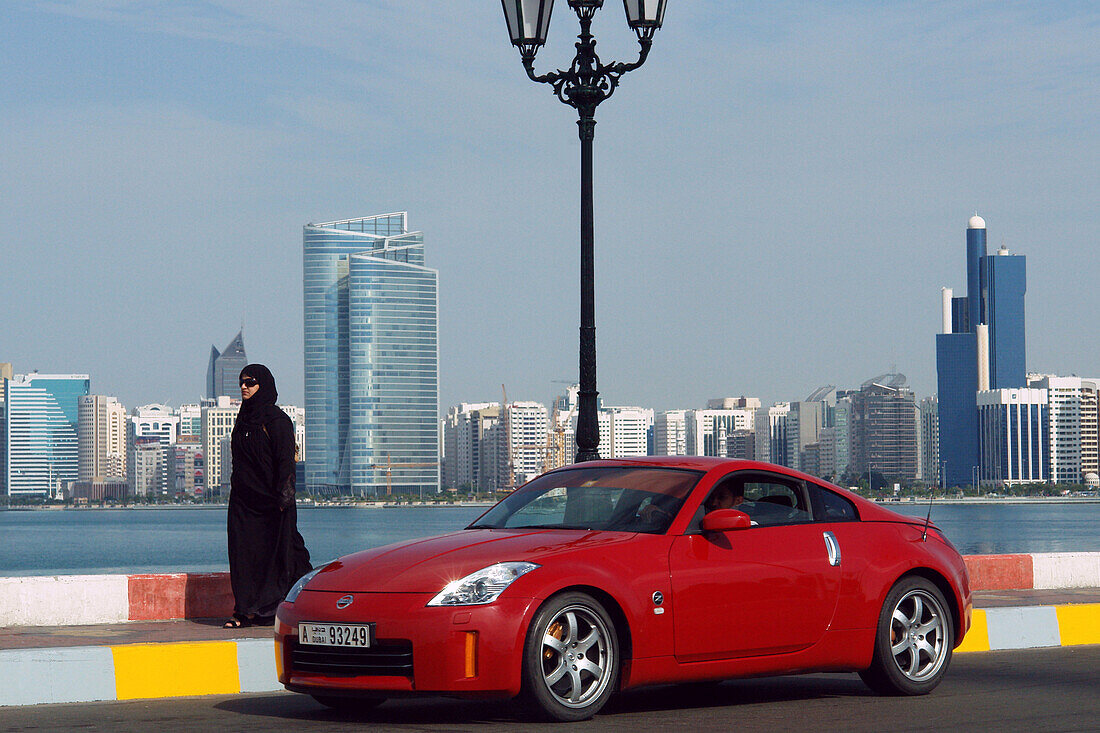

{"left": 303, "top": 213, "right": 439, "bottom": 496}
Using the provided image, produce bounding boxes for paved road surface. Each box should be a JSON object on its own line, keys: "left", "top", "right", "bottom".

{"left": 4, "top": 646, "right": 1098, "bottom": 732}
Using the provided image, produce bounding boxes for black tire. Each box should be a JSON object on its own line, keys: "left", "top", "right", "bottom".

{"left": 310, "top": 694, "right": 386, "bottom": 712}
{"left": 860, "top": 576, "right": 953, "bottom": 695}
{"left": 520, "top": 592, "right": 620, "bottom": 722}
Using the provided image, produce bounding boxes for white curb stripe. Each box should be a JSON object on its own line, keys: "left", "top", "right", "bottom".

{"left": 0, "top": 576, "right": 129, "bottom": 626}
{"left": 0, "top": 646, "right": 117, "bottom": 706}
{"left": 1031, "top": 552, "right": 1100, "bottom": 589}
{"left": 984, "top": 606, "right": 1062, "bottom": 650}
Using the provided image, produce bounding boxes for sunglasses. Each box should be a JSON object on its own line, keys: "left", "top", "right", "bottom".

{"left": 239, "top": 377, "right": 258, "bottom": 388}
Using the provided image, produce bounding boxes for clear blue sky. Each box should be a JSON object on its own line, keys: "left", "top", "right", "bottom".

{"left": 2, "top": 1, "right": 1098, "bottom": 411}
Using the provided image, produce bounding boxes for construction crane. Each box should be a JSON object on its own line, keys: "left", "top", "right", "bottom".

{"left": 367, "top": 454, "right": 439, "bottom": 497}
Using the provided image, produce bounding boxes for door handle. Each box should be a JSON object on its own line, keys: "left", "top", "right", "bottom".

{"left": 823, "top": 531, "right": 841, "bottom": 566}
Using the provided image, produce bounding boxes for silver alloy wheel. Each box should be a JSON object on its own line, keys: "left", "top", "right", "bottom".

{"left": 888, "top": 587, "right": 949, "bottom": 682}
{"left": 538, "top": 603, "right": 615, "bottom": 709}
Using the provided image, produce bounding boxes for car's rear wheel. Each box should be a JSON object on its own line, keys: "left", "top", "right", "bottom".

{"left": 310, "top": 694, "right": 386, "bottom": 712}
{"left": 860, "top": 576, "right": 953, "bottom": 695}
{"left": 520, "top": 592, "right": 619, "bottom": 722}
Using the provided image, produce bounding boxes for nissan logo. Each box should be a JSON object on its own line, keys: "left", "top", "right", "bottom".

{"left": 336, "top": 595, "right": 354, "bottom": 609}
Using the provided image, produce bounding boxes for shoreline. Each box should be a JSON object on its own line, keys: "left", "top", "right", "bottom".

{"left": 0, "top": 501, "right": 498, "bottom": 511}
{"left": 4, "top": 497, "right": 1098, "bottom": 512}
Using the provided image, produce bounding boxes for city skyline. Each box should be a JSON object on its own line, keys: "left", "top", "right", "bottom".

{"left": 3, "top": 3, "right": 1098, "bottom": 413}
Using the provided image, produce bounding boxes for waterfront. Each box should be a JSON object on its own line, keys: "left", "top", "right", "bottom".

{"left": 1, "top": 502, "right": 1098, "bottom": 577}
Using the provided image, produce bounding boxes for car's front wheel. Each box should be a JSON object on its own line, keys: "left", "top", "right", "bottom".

{"left": 520, "top": 592, "right": 620, "bottom": 722}
{"left": 860, "top": 576, "right": 953, "bottom": 695}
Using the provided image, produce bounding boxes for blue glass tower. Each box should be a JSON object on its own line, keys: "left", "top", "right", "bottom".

{"left": 2, "top": 373, "right": 90, "bottom": 496}
{"left": 303, "top": 213, "right": 439, "bottom": 496}
{"left": 984, "top": 252, "right": 1026, "bottom": 389}
{"left": 936, "top": 215, "right": 1027, "bottom": 486}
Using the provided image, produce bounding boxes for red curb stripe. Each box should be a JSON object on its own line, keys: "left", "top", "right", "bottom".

{"left": 128, "top": 573, "right": 234, "bottom": 621}
{"left": 964, "top": 554, "right": 1034, "bottom": 591}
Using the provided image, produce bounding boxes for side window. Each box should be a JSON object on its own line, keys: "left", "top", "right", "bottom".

{"left": 811, "top": 484, "right": 859, "bottom": 522}
{"left": 740, "top": 476, "right": 812, "bottom": 527}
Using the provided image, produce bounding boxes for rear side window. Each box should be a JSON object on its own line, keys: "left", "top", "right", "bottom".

{"left": 815, "top": 485, "right": 858, "bottom": 522}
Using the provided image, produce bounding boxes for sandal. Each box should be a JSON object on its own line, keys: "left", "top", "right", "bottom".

{"left": 254, "top": 615, "right": 276, "bottom": 627}
{"left": 223, "top": 614, "right": 253, "bottom": 629}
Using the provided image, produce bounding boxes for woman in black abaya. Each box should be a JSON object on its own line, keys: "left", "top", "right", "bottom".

{"left": 224, "top": 364, "right": 312, "bottom": 628}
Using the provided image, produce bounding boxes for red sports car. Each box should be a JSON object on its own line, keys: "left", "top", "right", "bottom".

{"left": 275, "top": 457, "right": 971, "bottom": 722}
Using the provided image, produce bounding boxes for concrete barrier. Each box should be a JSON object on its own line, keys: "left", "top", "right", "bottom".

{"left": 2, "top": 553, "right": 1098, "bottom": 628}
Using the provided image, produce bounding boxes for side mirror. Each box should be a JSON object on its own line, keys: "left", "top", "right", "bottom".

{"left": 701, "top": 509, "right": 751, "bottom": 532}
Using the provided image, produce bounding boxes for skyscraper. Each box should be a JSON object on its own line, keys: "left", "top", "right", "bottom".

{"left": 77, "top": 395, "right": 127, "bottom": 482}
{"left": 936, "top": 215, "right": 1027, "bottom": 486}
{"left": 303, "top": 213, "right": 439, "bottom": 496}
{"left": 207, "top": 331, "right": 247, "bottom": 399}
{"left": 2, "top": 373, "right": 89, "bottom": 497}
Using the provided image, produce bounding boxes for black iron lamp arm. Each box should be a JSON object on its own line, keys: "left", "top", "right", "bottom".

{"left": 521, "top": 36, "right": 652, "bottom": 113}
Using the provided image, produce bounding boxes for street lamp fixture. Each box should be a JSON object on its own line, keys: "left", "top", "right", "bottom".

{"left": 501, "top": 0, "right": 667, "bottom": 462}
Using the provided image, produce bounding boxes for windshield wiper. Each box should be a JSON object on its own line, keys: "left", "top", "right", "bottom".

{"left": 466, "top": 523, "right": 497, "bottom": 529}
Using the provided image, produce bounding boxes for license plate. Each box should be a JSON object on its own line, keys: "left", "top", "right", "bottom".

{"left": 298, "top": 622, "right": 373, "bottom": 648}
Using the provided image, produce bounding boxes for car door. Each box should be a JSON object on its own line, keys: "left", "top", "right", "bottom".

{"left": 668, "top": 471, "right": 843, "bottom": 662}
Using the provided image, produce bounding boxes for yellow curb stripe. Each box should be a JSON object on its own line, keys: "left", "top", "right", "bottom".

{"left": 112, "top": 642, "right": 240, "bottom": 700}
{"left": 955, "top": 608, "right": 990, "bottom": 653}
{"left": 1055, "top": 603, "right": 1100, "bottom": 647}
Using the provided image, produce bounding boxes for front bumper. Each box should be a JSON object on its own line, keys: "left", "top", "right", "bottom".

{"left": 276, "top": 589, "right": 537, "bottom": 698}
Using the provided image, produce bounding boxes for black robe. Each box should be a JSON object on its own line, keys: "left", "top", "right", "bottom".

{"left": 227, "top": 366, "right": 311, "bottom": 618}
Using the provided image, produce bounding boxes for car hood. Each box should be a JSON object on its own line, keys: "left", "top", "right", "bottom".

{"left": 305, "top": 528, "right": 638, "bottom": 594}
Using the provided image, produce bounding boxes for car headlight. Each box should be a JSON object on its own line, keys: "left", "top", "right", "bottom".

{"left": 285, "top": 564, "right": 327, "bottom": 603}
{"left": 427, "top": 562, "right": 539, "bottom": 607}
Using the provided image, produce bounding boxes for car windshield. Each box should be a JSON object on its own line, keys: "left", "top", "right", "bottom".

{"left": 468, "top": 466, "right": 703, "bottom": 534}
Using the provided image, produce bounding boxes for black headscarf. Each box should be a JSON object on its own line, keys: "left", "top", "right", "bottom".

{"left": 235, "top": 363, "right": 281, "bottom": 430}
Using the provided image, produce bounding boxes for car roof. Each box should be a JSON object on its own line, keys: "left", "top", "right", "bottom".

{"left": 548, "top": 456, "right": 828, "bottom": 483}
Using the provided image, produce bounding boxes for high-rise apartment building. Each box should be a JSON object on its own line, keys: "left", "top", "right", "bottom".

{"left": 127, "top": 404, "right": 179, "bottom": 495}
{"left": 754, "top": 403, "right": 790, "bottom": 466}
{"left": 918, "top": 396, "right": 939, "bottom": 483}
{"left": 937, "top": 215, "right": 1027, "bottom": 485}
{"left": 2, "top": 373, "right": 88, "bottom": 497}
{"left": 201, "top": 396, "right": 239, "bottom": 492}
{"left": 207, "top": 331, "right": 248, "bottom": 400}
{"left": 1026, "top": 375, "right": 1099, "bottom": 484}
{"left": 178, "top": 403, "right": 203, "bottom": 439}
{"left": 78, "top": 395, "right": 127, "bottom": 482}
{"left": 167, "top": 438, "right": 205, "bottom": 498}
{"left": 653, "top": 410, "right": 687, "bottom": 456}
{"left": 596, "top": 407, "right": 654, "bottom": 459}
{"left": 303, "top": 213, "right": 439, "bottom": 496}
{"left": 442, "top": 403, "right": 499, "bottom": 490}
{"left": 279, "top": 404, "right": 306, "bottom": 462}
{"left": 850, "top": 373, "right": 919, "bottom": 483}
{"left": 507, "top": 401, "right": 549, "bottom": 485}
{"left": 686, "top": 409, "right": 754, "bottom": 456}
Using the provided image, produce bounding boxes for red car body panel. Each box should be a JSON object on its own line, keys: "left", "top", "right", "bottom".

{"left": 275, "top": 457, "right": 971, "bottom": 700}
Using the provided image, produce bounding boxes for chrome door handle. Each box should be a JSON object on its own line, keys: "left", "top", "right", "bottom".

{"left": 823, "top": 531, "right": 841, "bottom": 566}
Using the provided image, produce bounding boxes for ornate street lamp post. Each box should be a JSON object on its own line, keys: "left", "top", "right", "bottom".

{"left": 501, "top": 0, "right": 667, "bottom": 462}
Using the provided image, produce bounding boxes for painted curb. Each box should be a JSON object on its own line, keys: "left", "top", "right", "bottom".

{"left": 0, "top": 637, "right": 281, "bottom": 707}
{"left": 955, "top": 602, "right": 1100, "bottom": 653}
{"left": 1, "top": 603, "right": 1098, "bottom": 708}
